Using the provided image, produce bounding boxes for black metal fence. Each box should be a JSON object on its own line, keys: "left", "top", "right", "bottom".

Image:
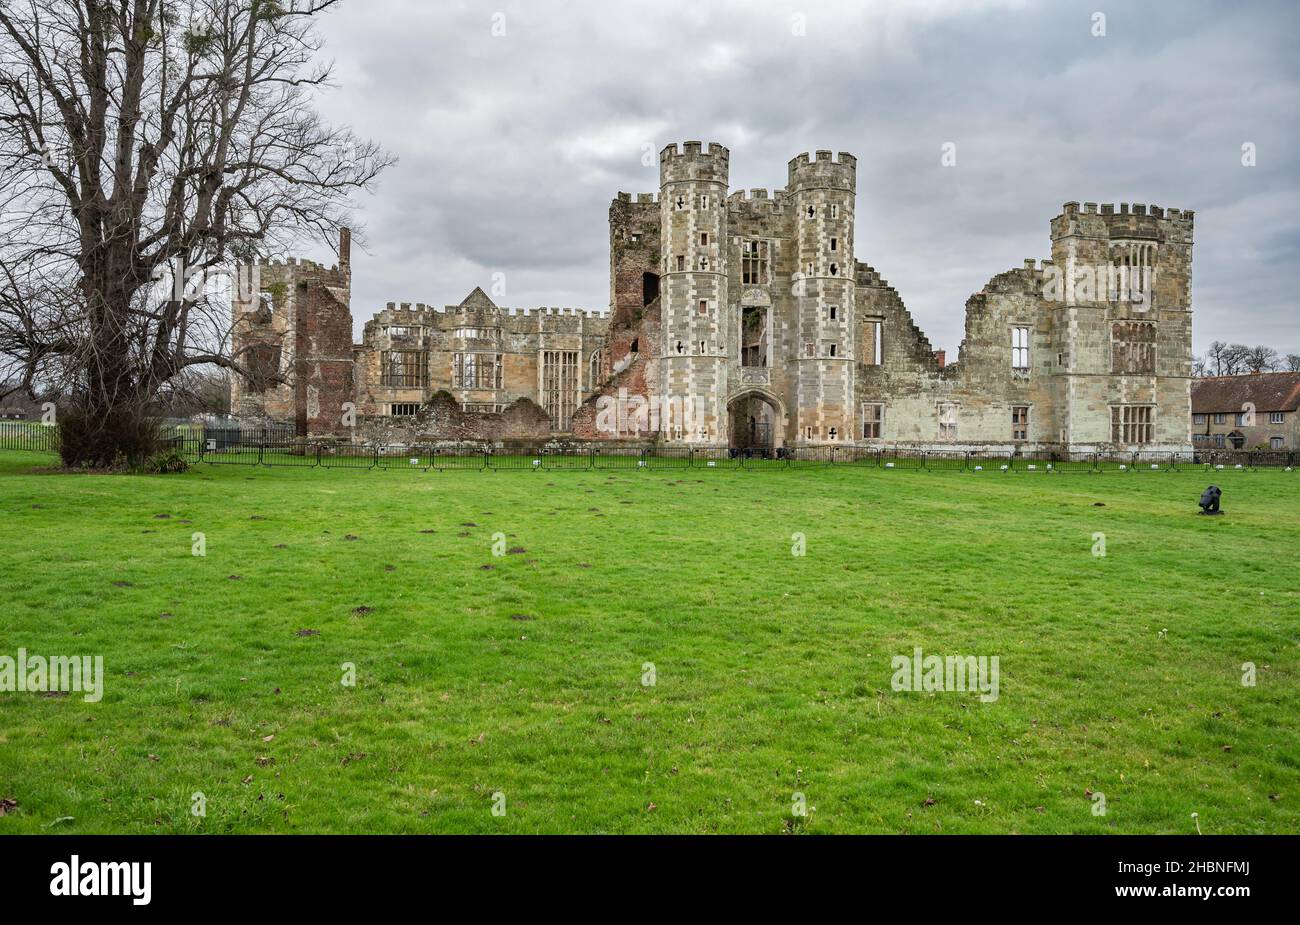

{"left": 3, "top": 422, "right": 1296, "bottom": 473}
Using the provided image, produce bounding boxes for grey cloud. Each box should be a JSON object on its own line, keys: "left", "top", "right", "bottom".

{"left": 296, "top": 0, "right": 1300, "bottom": 356}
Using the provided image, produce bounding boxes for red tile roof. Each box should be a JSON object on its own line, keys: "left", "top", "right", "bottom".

{"left": 1192, "top": 372, "right": 1300, "bottom": 413}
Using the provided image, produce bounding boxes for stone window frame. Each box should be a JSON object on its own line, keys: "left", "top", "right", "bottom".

{"left": 1269, "top": 411, "right": 1285, "bottom": 424}
{"left": 1110, "top": 404, "right": 1155, "bottom": 445}
{"left": 864, "top": 318, "right": 884, "bottom": 366}
{"left": 388, "top": 402, "right": 421, "bottom": 417}
{"left": 541, "top": 349, "right": 579, "bottom": 431}
{"left": 1011, "top": 405, "right": 1030, "bottom": 441}
{"left": 1193, "top": 413, "right": 1207, "bottom": 425}
{"left": 1011, "top": 324, "right": 1031, "bottom": 373}
{"left": 741, "top": 239, "right": 769, "bottom": 286}
{"left": 830, "top": 203, "right": 839, "bottom": 219}
{"left": 862, "top": 402, "right": 884, "bottom": 439}
{"left": 1271, "top": 436, "right": 1285, "bottom": 449}
{"left": 1213, "top": 412, "right": 1227, "bottom": 425}
{"left": 382, "top": 349, "right": 428, "bottom": 388}
{"left": 937, "top": 401, "right": 960, "bottom": 442}
{"left": 1110, "top": 320, "right": 1157, "bottom": 375}
{"left": 453, "top": 352, "right": 503, "bottom": 390}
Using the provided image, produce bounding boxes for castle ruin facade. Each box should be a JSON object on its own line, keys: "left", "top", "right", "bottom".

{"left": 231, "top": 142, "right": 1195, "bottom": 452}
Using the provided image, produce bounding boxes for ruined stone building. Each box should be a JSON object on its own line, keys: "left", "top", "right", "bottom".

{"left": 231, "top": 142, "right": 1195, "bottom": 451}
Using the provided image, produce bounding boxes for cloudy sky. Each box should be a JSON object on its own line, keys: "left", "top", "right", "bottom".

{"left": 298, "top": 0, "right": 1300, "bottom": 360}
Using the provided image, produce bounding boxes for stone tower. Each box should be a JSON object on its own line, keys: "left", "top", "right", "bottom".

{"left": 229, "top": 228, "right": 355, "bottom": 437}
{"left": 658, "top": 142, "right": 730, "bottom": 443}
{"left": 1048, "top": 202, "right": 1194, "bottom": 447}
{"left": 788, "top": 151, "right": 857, "bottom": 442}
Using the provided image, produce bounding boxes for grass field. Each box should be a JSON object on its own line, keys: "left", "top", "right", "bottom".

{"left": 0, "top": 451, "right": 1296, "bottom": 834}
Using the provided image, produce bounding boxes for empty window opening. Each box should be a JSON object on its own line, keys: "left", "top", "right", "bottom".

{"left": 541, "top": 350, "right": 579, "bottom": 430}
{"left": 642, "top": 272, "right": 659, "bottom": 306}
{"left": 453, "top": 352, "right": 502, "bottom": 390}
{"left": 1012, "top": 405, "right": 1029, "bottom": 441}
{"left": 382, "top": 350, "right": 428, "bottom": 388}
{"left": 741, "top": 239, "right": 769, "bottom": 285}
{"left": 862, "top": 403, "right": 883, "bottom": 439}
{"left": 741, "top": 306, "right": 768, "bottom": 367}
{"left": 1111, "top": 405, "right": 1154, "bottom": 444}
{"left": 865, "top": 320, "right": 884, "bottom": 365}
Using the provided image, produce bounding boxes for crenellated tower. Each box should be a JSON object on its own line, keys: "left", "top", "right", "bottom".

{"left": 1048, "top": 201, "right": 1195, "bottom": 447}
{"left": 658, "top": 141, "right": 730, "bottom": 442}
{"left": 788, "top": 150, "right": 857, "bottom": 442}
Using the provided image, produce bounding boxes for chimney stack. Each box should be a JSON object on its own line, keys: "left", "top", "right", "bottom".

{"left": 934, "top": 350, "right": 946, "bottom": 368}
{"left": 339, "top": 227, "right": 352, "bottom": 277}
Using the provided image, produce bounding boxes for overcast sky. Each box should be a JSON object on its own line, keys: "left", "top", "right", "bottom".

{"left": 298, "top": 0, "right": 1300, "bottom": 360}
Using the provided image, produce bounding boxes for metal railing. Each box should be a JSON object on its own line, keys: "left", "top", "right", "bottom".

{"left": 3, "top": 425, "right": 1297, "bottom": 474}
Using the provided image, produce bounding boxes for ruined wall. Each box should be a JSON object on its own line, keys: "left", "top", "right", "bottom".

{"left": 351, "top": 290, "right": 609, "bottom": 434}
{"left": 231, "top": 155, "right": 1194, "bottom": 453}
{"left": 230, "top": 229, "right": 353, "bottom": 437}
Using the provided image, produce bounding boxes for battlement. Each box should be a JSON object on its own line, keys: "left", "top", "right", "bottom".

{"left": 787, "top": 149, "right": 857, "bottom": 192}
{"left": 252, "top": 256, "right": 343, "bottom": 275}
{"left": 615, "top": 191, "right": 659, "bottom": 204}
{"left": 660, "top": 141, "right": 730, "bottom": 185}
{"left": 1061, "top": 201, "right": 1194, "bottom": 223}
{"left": 727, "top": 188, "right": 788, "bottom": 211}
{"left": 378, "top": 302, "right": 608, "bottom": 321}
{"left": 660, "top": 141, "right": 729, "bottom": 161}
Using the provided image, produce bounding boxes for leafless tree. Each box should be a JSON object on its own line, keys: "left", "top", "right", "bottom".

{"left": 1286, "top": 353, "right": 1300, "bottom": 373}
{"left": 1241, "top": 345, "right": 1280, "bottom": 374}
{"left": 0, "top": 0, "right": 392, "bottom": 465}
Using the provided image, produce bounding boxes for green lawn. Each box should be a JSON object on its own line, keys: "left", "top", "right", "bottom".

{"left": 0, "top": 452, "right": 1295, "bottom": 834}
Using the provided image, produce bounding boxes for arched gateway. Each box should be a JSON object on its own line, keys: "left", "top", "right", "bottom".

{"left": 727, "top": 389, "right": 784, "bottom": 452}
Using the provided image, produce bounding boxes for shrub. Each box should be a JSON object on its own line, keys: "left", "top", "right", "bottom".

{"left": 144, "top": 450, "right": 190, "bottom": 474}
